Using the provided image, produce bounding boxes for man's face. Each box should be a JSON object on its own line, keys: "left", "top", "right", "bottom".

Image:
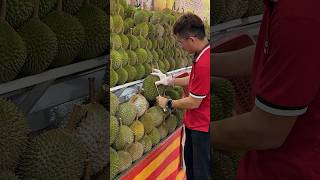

{"left": 176, "top": 34, "right": 196, "bottom": 53}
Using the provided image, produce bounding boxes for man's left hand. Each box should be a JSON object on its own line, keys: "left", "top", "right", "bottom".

{"left": 156, "top": 96, "right": 168, "bottom": 109}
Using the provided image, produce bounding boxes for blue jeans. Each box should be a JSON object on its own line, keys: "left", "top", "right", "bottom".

{"left": 184, "top": 127, "right": 211, "bottom": 180}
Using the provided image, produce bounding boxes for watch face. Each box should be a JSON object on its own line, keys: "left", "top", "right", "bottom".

{"left": 168, "top": 99, "right": 173, "bottom": 109}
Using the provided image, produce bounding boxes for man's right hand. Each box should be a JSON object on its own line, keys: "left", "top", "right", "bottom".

{"left": 151, "top": 69, "right": 174, "bottom": 86}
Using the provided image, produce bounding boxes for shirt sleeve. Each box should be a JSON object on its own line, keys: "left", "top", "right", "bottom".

{"left": 189, "top": 62, "right": 210, "bottom": 99}
{"left": 255, "top": 17, "right": 320, "bottom": 116}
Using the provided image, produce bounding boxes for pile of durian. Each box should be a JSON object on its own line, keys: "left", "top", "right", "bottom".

{"left": 110, "top": 75, "right": 186, "bottom": 179}
{"left": 212, "top": 0, "right": 264, "bottom": 25}
{"left": 110, "top": 0, "right": 210, "bottom": 87}
{"left": 0, "top": 0, "right": 107, "bottom": 84}
{"left": 0, "top": 78, "right": 110, "bottom": 179}
{"left": 211, "top": 77, "right": 244, "bottom": 180}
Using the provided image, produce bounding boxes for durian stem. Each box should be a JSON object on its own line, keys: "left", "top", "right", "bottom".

{"left": 33, "top": 0, "right": 40, "bottom": 18}
{"left": 119, "top": 117, "right": 123, "bottom": 126}
{"left": 0, "top": 0, "right": 6, "bottom": 20}
{"left": 130, "top": 95, "right": 138, "bottom": 103}
{"left": 64, "top": 105, "right": 85, "bottom": 133}
{"left": 133, "top": 133, "right": 136, "bottom": 143}
{"left": 57, "top": 0, "right": 63, "bottom": 12}
{"left": 117, "top": 5, "right": 120, "bottom": 15}
{"left": 85, "top": 0, "right": 90, "bottom": 5}
{"left": 88, "top": 77, "right": 96, "bottom": 103}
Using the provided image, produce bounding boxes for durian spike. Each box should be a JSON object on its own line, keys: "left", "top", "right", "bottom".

{"left": 0, "top": 0, "right": 6, "bottom": 20}
{"left": 64, "top": 105, "right": 87, "bottom": 133}
{"left": 88, "top": 77, "right": 97, "bottom": 103}
{"left": 32, "top": 0, "right": 40, "bottom": 18}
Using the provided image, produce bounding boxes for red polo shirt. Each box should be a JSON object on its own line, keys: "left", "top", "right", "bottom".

{"left": 237, "top": 0, "right": 320, "bottom": 179}
{"left": 183, "top": 44, "right": 210, "bottom": 132}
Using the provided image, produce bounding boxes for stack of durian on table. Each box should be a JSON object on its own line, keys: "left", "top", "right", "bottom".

{"left": 0, "top": 77, "right": 109, "bottom": 179}
{"left": 110, "top": 73, "right": 186, "bottom": 179}
{"left": 0, "top": 0, "right": 108, "bottom": 84}
{"left": 110, "top": 0, "right": 210, "bottom": 88}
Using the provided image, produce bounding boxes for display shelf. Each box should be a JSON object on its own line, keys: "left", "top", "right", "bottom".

{"left": 0, "top": 55, "right": 107, "bottom": 96}
{"left": 211, "top": 21, "right": 261, "bottom": 43}
{"left": 110, "top": 66, "right": 192, "bottom": 103}
{"left": 0, "top": 56, "right": 107, "bottom": 131}
{"left": 110, "top": 66, "right": 192, "bottom": 92}
{"left": 211, "top": 14, "right": 263, "bottom": 34}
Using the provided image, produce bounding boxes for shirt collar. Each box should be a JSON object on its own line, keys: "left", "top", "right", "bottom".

{"left": 193, "top": 43, "right": 210, "bottom": 63}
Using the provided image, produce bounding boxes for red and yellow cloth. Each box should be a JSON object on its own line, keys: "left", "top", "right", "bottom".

{"left": 119, "top": 127, "right": 186, "bottom": 180}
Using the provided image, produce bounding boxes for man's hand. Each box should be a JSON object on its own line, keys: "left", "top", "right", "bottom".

{"left": 156, "top": 96, "right": 168, "bottom": 109}
{"left": 151, "top": 69, "right": 174, "bottom": 86}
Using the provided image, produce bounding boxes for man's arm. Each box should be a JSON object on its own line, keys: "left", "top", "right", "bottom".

{"left": 157, "top": 95, "right": 203, "bottom": 110}
{"left": 211, "top": 106, "right": 297, "bottom": 151}
{"left": 173, "top": 76, "right": 190, "bottom": 87}
{"left": 172, "top": 96, "right": 202, "bottom": 109}
{"left": 211, "top": 45, "right": 256, "bottom": 77}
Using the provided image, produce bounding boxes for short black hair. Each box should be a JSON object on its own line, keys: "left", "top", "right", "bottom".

{"left": 173, "top": 13, "right": 206, "bottom": 40}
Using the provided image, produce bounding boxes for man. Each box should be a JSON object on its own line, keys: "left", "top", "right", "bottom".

{"left": 152, "top": 13, "right": 211, "bottom": 180}
{"left": 212, "top": 0, "right": 320, "bottom": 179}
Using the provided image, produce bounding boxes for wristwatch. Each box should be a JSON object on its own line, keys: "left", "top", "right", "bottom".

{"left": 165, "top": 99, "right": 174, "bottom": 111}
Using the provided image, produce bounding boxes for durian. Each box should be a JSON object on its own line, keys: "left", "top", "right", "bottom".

{"left": 19, "top": 129, "right": 86, "bottom": 179}
{"left": 139, "top": 134, "right": 152, "bottom": 153}
{"left": 139, "top": 112, "right": 154, "bottom": 134}
{"left": 76, "top": 3, "right": 108, "bottom": 59}
{"left": 148, "top": 127, "right": 161, "bottom": 146}
{"left": 0, "top": 0, "right": 27, "bottom": 83}
{"left": 110, "top": 92, "right": 119, "bottom": 115}
{"left": 116, "top": 102, "right": 137, "bottom": 126}
{"left": 42, "top": 0, "right": 85, "bottom": 67}
{"left": 125, "top": 140, "right": 144, "bottom": 162}
{"left": 18, "top": 0, "right": 58, "bottom": 75}
{"left": 129, "top": 94, "right": 149, "bottom": 117}
{"left": 142, "top": 75, "right": 165, "bottom": 102}
{"left": 0, "top": 98, "right": 29, "bottom": 171}
{"left": 117, "top": 151, "right": 132, "bottom": 173}
{"left": 110, "top": 115, "right": 119, "bottom": 145}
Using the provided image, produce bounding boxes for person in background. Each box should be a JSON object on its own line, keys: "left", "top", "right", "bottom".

{"left": 153, "top": 13, "right": 211, "bottom": 180}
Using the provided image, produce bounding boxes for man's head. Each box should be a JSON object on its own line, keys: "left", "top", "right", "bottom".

{"left": 173, "top": 13, "right": 207, "bottom": 53}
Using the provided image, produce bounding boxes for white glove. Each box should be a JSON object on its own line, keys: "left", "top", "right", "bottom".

{"left": 151, "top": 69, "right": 174, "bottom": 86}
